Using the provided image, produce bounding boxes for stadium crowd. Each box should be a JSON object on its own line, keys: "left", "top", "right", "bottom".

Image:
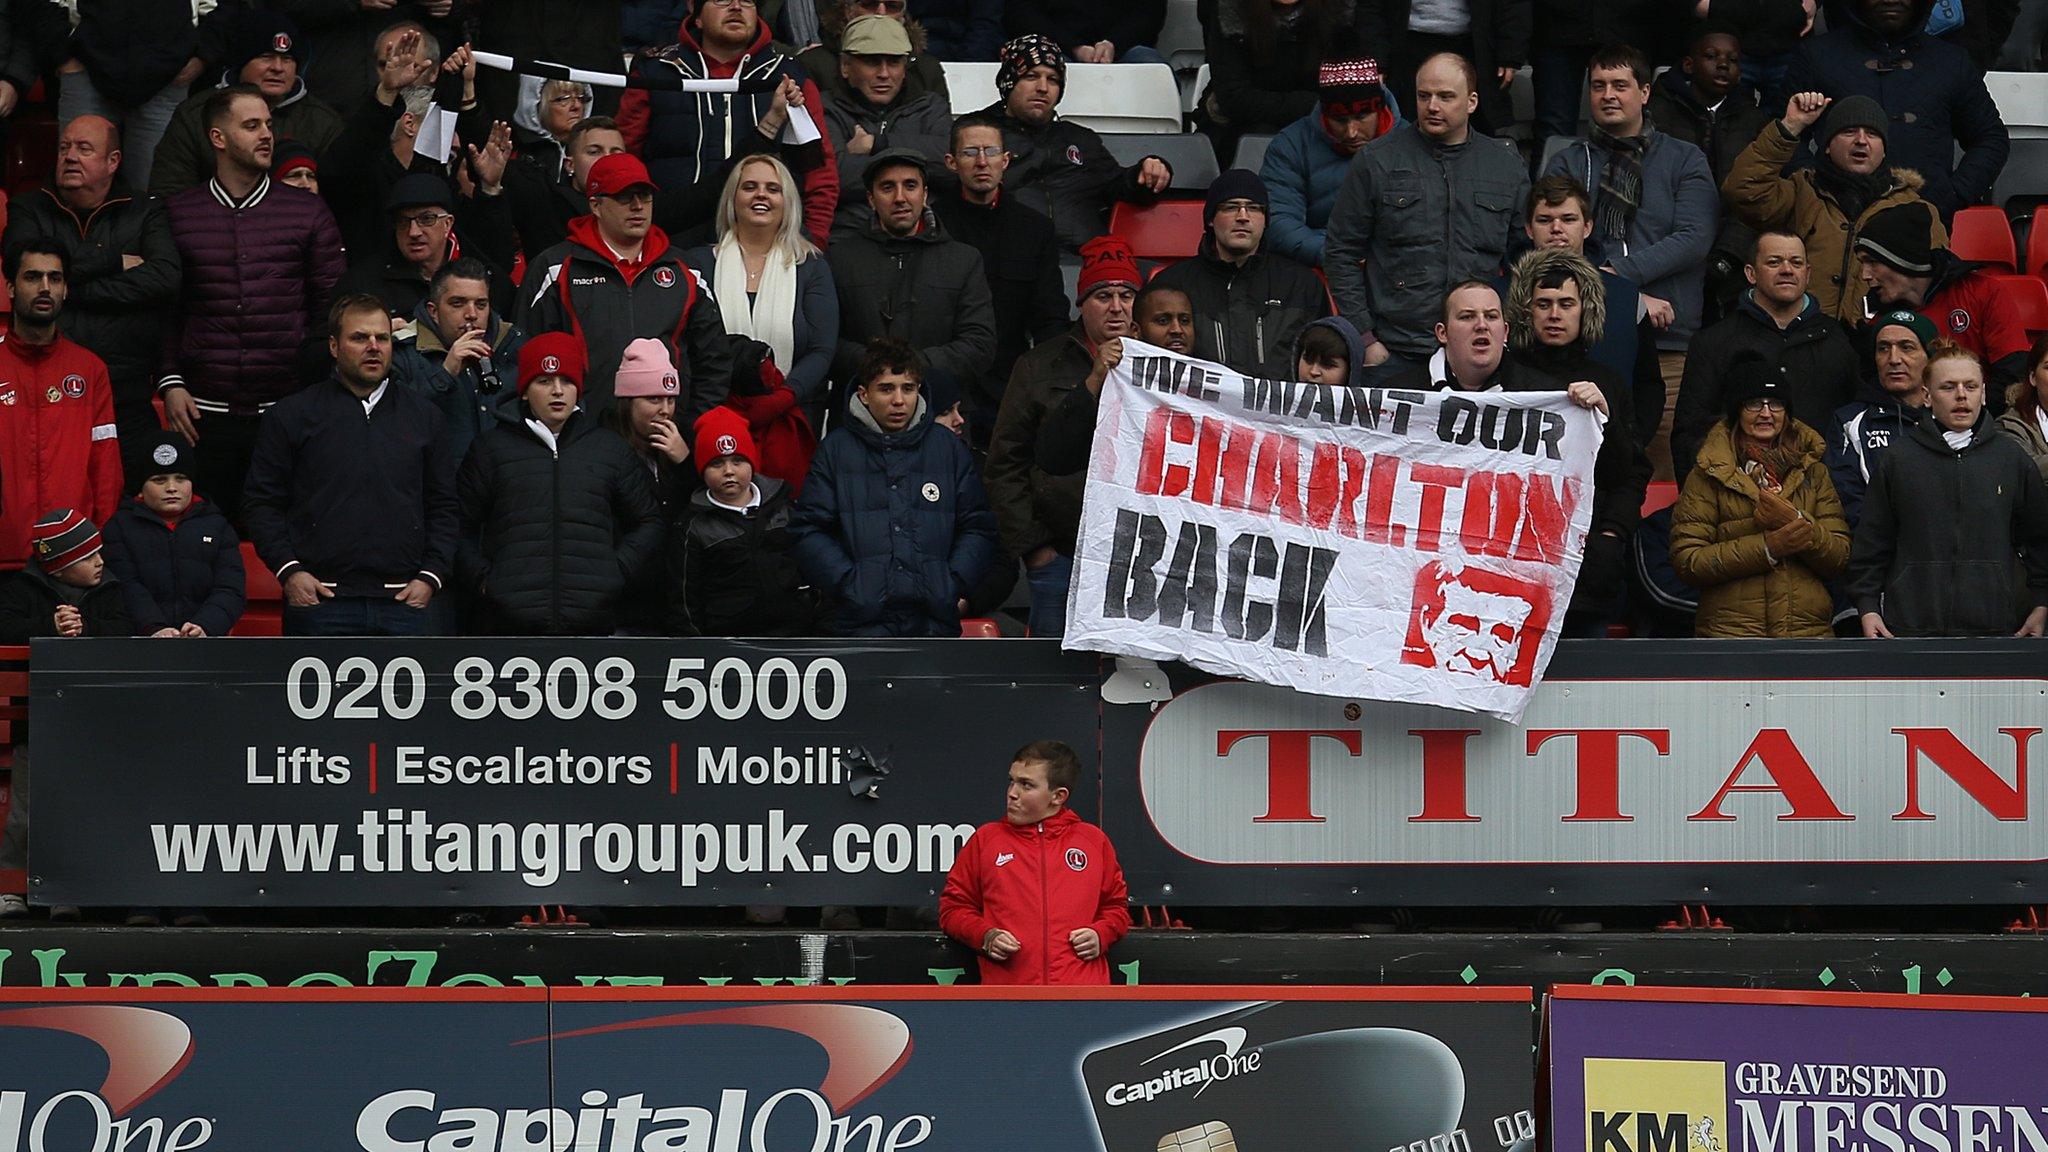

{"left": 2, "top": 0, "right": 2048, "bottom": 918}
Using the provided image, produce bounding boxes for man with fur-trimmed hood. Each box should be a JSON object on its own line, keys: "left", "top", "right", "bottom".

{"left": 1722, "top": 91, "right": 1946, "bottom": 323}
{"left": 1506, "top": 247, "right": 1651, "bottom": 634}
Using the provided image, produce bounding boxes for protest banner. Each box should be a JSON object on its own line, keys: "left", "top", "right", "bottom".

{"left": 1063, "top": 342, "right": 1604, "bottom": 721}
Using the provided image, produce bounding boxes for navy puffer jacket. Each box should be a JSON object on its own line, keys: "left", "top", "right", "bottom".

{"left": 100, "top": 497, "right": 246, "bottom": 637}
{"left": 790, "top": 395, "right": 998, "bottom": 636}
{"left": 1785, "top": 0, "right": 2009, "bottom": 218}
{"left": 159, "top": 178, "right": 347, "bottom": 411}
{"left": 456, "top": 404, "right": 664, "bottom": 635}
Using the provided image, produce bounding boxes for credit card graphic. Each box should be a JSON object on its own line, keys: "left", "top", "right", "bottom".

{"left": 1082, "top": 1002, "right": 1471, "bottom": 1152}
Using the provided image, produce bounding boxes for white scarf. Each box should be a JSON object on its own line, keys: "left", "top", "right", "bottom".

{"left": 712, "top": 234, "right": 798, "bottom": 375}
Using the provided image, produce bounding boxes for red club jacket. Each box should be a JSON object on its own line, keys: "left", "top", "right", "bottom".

{"left": 0, "top": 324, "right": 121, "bottom": 570}
{"left": 939, "top": 806, "right": 1130, "bottom": 986}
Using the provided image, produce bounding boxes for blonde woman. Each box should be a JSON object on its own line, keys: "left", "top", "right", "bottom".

{"left": 684, "top": 154, "right": 840, "bottom": 426}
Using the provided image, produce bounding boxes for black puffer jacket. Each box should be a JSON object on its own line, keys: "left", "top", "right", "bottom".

{"left": 1149, "top": 237, "right": 1331, "bottom": 378}
{"left": 455, "top": 405, "right": 663, "bottom": 635}
{"left": 100, "top": 497, "right": 245, "bottom": 637}
{"left": 974, "top": 101, "right": 1166, "bottom": 254}
{"left": 666, "top": 477, "right": 818, "bottom": 636}
{"left": 1846, "top": 412, "right": 2048, "bottom": 636}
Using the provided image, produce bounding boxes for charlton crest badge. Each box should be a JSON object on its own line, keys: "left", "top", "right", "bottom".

{"left": 272, "top": 32, "right": 293, "bottom": 54}
{"left": 1065, "top": 144, "right": 1083, "bottom": 166}
{"left": 62, "top": 374, "right": 84, "bottom": 398}
{"left": 1066, "top": 847, "right": 1087, "bottom": 872}
{"left": 653, "top": 267, "right": 677, "bottom": 289}
{"left": 715, "top": 433, "right": 737, "bottom": 456}
{"left": 540, "top": 355, "right": 561, "bottom": 375}
{"left": 1948, "top": 308, "right": 1972, "bottom": 333}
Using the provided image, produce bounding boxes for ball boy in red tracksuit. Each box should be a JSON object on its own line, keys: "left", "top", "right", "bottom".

{"left": 940, "top": 740, "right": 1130, "bottom": 985}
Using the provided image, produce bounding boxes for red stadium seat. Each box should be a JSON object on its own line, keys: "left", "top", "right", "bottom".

{"left": 958, "top": 617, "right": 1003, "bottom": 638}
{"left": 1997, "top": 274, "right": 2048, "bottom": 335}
{"left": 1949, "top": 207, "right": 2017, "bottom": 271}
{"left": 1641, "top": 481, "right": 1680, "bottom": 517}
{"left": 2028, "top": 212, "right": 2048, "bottom": 278}
{"left": 235, "top": 542, "right": 284, "bottom": 636}
{"left": 1110, "top": 200, "right": 1206, "bottom": 262}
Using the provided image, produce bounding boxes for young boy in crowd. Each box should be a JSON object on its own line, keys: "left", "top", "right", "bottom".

{"left": 667, "top": 408, "right": 818, "bottom": 637}
{"left": 101, "top": 432, "right": 247, "bottom": 638}
{"left": 0, "top": 508, "right": 129, "bottom": 921}
{"left": 1295, "top": 316, "right": 1367, "bottom": 386}
{"left": 791, "top": 338, "right": 998, "bottom": 637}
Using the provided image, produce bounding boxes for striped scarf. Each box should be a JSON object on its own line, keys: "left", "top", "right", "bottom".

{"left": 1589, "top": 124, "right": 1648, "bottom": 247}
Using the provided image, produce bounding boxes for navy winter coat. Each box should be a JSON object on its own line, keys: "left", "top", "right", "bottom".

{"left": 790, "top": 396, "right": 998, "bottom": 636}
{"left": 1785, "top": 0, "right": 2009, "bottom": 218}
{"left": 100, "top": 498, "right": 246, "bottom": 637}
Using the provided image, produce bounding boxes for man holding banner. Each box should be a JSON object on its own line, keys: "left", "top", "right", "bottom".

{"left": 1061, "top": 287, "right": 1607, "bottom": 720}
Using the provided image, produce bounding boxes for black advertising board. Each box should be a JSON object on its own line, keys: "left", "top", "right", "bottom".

{"left": 29, "top": 639, "right": 1099, "bottom": 906}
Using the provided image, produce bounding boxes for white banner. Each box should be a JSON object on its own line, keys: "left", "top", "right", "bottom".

{"left": 1063, "top": 342, "right": 1604, "bottom": 722}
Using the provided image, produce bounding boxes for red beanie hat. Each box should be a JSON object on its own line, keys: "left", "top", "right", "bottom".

{"left": 693, "top": 406, "right": 758, "bottom": 469}
{"left": 519, "top": 332, "right": 587, "bottom": 393}
{"left": 1076, "top": 235, "right": 1141, "bottom": 302}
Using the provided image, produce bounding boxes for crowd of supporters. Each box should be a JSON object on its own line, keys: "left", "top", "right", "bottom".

{"left": 2, "top": 1, "right": 2048, "bottom": 917}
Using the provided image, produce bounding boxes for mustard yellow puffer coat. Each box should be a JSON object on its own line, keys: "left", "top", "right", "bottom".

{"left": 1670, "top": 419, "right": 1852, "bottom": 638}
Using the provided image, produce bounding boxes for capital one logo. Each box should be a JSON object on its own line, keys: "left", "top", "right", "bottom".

{"left": 0, "top": 1005, "right": 212, "bottom": 1152}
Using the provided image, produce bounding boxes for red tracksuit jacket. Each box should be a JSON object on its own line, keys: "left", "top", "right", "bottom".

{"left": 0, "top": 325, "right": 121, "bottom": 570}
{"left": 939, "top": 806, "right": 1131, "bottom": 986}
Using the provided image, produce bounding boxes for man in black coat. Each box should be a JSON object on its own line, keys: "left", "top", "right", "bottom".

{"left": 974, "top": 36, "right": 1171, "bottom": 253}
{"left": 455, "top": 332, "right": 662, "bottom": 635}
{"left": 1150, "top": 169, "right": 1329, "bottom": 379}
{"left": 827, "top": 149, "right": 997, "bottom": 414}
{"left": 1671, "top": 230, "right": 1861, "bottom": 481}
{"left": 242, "top": 296, "right": 457, "bottom": 636}
{"left": 1355, "top": 0, "right": 1532, "bottom": 134}
{"left": 1647, "top": 21, "right": 1773, "bottom": 325}
{"left": 2, "top": 114, "right": 182, "bottom": 489}
{"left": 933, "top": 112, "right": 1068, "bottom": 440}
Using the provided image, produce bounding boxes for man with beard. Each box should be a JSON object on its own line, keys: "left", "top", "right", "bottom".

{"left": 159, "top": 86, "right": 346, "bottom": 522}
{"left": 242, "top": 297, "right": 456, "bottom": 637}
{"left": 1260, "top": 54, "right": 1403, "bottom": 269}
{"left": 985, "top": 235, "right": 1144, "bottom": 637}
{"left": 933, "top": 113, "right": 1068, "bottom": 436}
{"left": 1785, "top": 0, "right": 2008, "bottom": 219}
{"left": 1671, "top": 230, "right": 1860, "bottom": 480}
{"left": 1505, "top": 247, "right": 1650, "bottom": 635}
{"left": 0, "top": 244, "right": 121, "bottom": 571}
{"left": 150, "top": 13, "right": 343, "bottom": 198}
{"left": 1723, "top": 92, "right": 1945, "bottom": 323}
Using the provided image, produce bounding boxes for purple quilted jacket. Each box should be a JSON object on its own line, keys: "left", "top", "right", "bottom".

{"left": 158, "top": 177, "right": 346, "bottom": 413}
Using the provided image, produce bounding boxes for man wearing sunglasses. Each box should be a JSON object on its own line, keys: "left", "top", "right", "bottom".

{"left": 798, "top": 0, "right": 954, "bottom": 116}
{"left": 517, "top": 153, "right": 734, "bottom": 418}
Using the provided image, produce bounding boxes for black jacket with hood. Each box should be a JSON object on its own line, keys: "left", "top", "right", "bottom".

{"left": 1150, "top": 236, "right": 1331, "bottom": 379}
{"left": 1846, "top": 409, "right": 2048, "bottom": 636}
{"left": 456, "top": 403, "right": 664, "bottom": 635}
{"left": 1673, "top": 292, "right": 1861, "bottom": 481}
{"left": 666, "top": 476, "right": 818, "bottom": 636}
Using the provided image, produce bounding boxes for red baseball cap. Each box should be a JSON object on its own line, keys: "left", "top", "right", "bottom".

{"left": 587, "top": 154, "right": 658, "bottom": 198}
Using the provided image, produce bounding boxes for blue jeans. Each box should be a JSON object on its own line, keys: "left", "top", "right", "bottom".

{"left": 1740, "top": 53, "right": 1794, "bottom": 111}
{"left": 284, "top": 596, "right": 436, "bottom": 637}
{"left": 58, "top": 72, "right": 184, "bottom": 193}
{"left": 1026, "top": 552, "right": 1074, "bottom": 638}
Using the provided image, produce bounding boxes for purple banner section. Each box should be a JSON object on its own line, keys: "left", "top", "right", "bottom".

{"left": 1548, "top": 988, "right": 2048, "bottom": 1152}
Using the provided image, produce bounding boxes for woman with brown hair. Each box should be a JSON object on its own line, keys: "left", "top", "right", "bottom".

{"left": 1670, "top": 352, "right": 1852, "bottom": 637}
{"left": 1997, "top": 332, "right": 2048, "bottom": 482}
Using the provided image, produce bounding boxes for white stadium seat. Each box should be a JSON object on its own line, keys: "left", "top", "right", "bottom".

{"left": 944, "top": 62, "right": 1185, "bottom": 134}
{"left": 1156, "top": 0, "right": 1207, "bottom": 75}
